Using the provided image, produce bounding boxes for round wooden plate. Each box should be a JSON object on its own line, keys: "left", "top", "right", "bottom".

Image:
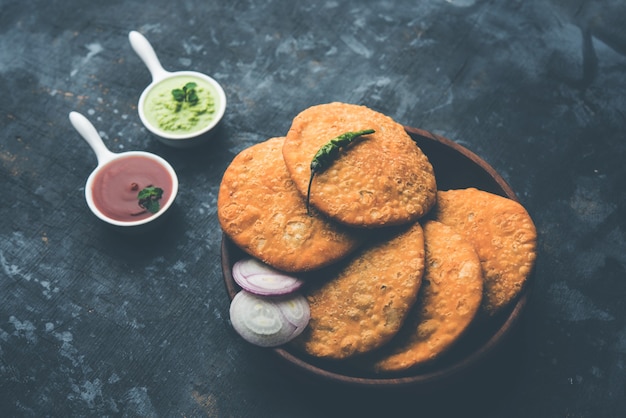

{"left": 221, "top": 126, "right": 531, "bottom": 388}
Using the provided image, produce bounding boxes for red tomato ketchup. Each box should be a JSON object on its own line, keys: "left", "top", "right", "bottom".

{"left": 91, "top": 155, "right": 174, "bottom": 222}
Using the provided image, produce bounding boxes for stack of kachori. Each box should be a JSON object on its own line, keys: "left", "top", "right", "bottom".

{"left": 433, "top": 188, "right": 537, "bottom": 316}
{"left": 218, "top": 102, "right": 537, "bottom": 374}
{"left": 369, "top": 220, "right": 483, "bottom": 372}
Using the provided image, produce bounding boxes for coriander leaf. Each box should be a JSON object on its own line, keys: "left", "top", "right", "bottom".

{"left": 187, "top": 90, "right": 199, "bottom": 105}
{"left": 138, "top": 186, "right": 164, "bottom": 214}
{"left": 172, "top": 89, "right": 185, "bottom": 102}
{"left": 171, "top": 82, "right": 200, "bottom": 108}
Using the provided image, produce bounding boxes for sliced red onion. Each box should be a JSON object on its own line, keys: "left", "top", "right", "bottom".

{"left": 229, "top": 290, "right": 310, "bottom": 347}
{"left": 232, "top": 258, "right": 304, "bottom": 296}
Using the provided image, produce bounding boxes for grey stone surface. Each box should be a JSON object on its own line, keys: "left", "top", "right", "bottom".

{"left": 1, "top": 0, "right": 625, "bottom": 416}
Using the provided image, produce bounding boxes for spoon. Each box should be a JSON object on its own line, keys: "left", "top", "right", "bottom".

{"left": 129, "top": 30, "right": 226, "bottom": 147}
{"left": 69, "top": 111, "right": 179, "bottom": 229}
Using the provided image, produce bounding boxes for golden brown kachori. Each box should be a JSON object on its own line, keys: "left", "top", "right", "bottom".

{"left": 293, "top": 221, "right": 425, "bottom": 359}
{"left": 433, "top": 188, "right": 537, "bottom": 316}
{"left": 282, "top": 102, "right": 437, "bottom": 228}
{"left": 217, "top": 137, "right": 361, "bottom": 273}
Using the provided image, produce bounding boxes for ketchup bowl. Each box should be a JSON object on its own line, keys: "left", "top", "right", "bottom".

{"left": 129, "top": 31, "right": 227, "bottom": 148}
{"left": 69, "top": 111, "right": 179, "bottom": 231}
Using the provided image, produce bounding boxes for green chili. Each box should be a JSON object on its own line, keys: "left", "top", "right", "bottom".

{"left": 306, "top": 129, "right": 375, "bottom": 214}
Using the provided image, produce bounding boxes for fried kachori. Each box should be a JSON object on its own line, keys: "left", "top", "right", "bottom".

{"left": 433, "top": 188, "right": 537, "bottom": 316}
{"left": 282, "top": 102, "right": 437, "bottom": 228}
{"left": 293, "top": 221, "right": 425, "bottom": 359}
{"left": 217, "top": 137, "right": 362, "bottom": 273}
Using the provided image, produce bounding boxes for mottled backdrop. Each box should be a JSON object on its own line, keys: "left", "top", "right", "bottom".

{"left": 1, "top": 0, "right": 625, "bottom": 417}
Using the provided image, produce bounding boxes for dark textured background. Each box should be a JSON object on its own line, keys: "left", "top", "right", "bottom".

{"left": 1, "top": 0, "right": 625, "bottom": 416}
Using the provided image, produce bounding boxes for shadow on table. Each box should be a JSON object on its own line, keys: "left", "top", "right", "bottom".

{"left": 90, "top": 203, "right": 189, "bottom": 261}
{"left": 274, "top": 317, "right": 529, "bottom": 418}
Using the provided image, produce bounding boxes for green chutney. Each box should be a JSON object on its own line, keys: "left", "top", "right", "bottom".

{"left": 144, "top": 75, "right": 219, "bottom": 135}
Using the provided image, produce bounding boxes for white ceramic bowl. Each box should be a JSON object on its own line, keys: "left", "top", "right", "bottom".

{"left": 129, "top": 31, "right": 226, "bottom": 148}
{"left": 70, "top": 111, "right": 179, "bottom": 232}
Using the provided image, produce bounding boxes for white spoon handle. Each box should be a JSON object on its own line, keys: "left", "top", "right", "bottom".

{"left": 69, "top": 111, "right": 115, "bottom": 166}
{"left": 129, "top": 31, "right": 170, "bottom": 82}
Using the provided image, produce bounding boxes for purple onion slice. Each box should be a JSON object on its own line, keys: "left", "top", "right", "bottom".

{"left": 232, "top": 258, "right": 304, "bottom": 296}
